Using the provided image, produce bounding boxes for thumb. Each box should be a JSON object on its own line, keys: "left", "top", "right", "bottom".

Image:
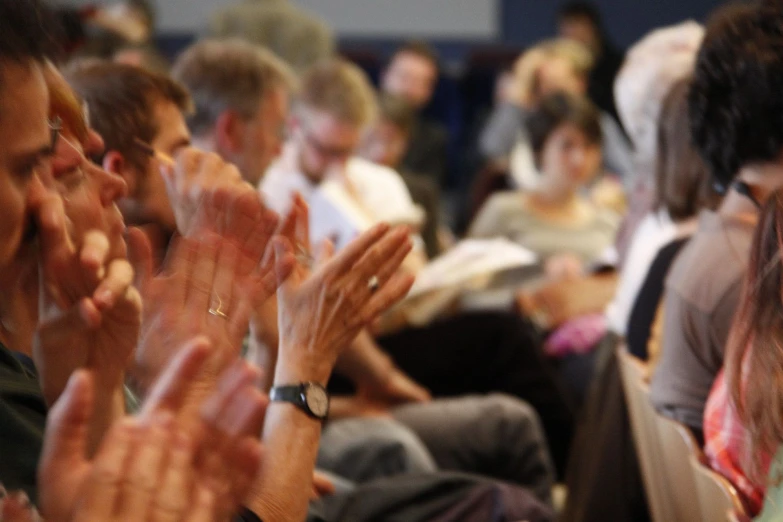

{"left": 126, "top": 227, "right": 153, "bottom": 294}
{"left": 39, "top": 370, "right": 94, "bottom": 476}
{"left": 272, "top": 236, "right": 297, "bottom": 287}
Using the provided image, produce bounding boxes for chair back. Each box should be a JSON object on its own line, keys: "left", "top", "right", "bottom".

{"left": 691, "top": 456, "right": 748, "bottom": 522}
{"left": 654, "top": 414, "right": 702, "bottom": 521}
{"left": 617, "top": 348, "right": 675, "bottom": 522}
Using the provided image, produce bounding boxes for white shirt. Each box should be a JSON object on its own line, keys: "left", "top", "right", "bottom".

{"left": 605, "top": 208, "right": 697, "bottom": 335}
{"left": 260, "top": 142, "right": 424, "bottom": 247}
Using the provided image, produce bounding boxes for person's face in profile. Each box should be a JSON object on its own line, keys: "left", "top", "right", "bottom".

{"left": 359, "top": 119, "right": 408, "bottom": 169}
{"left": 295, "top": 109, "right": 360, "bottom": 184}
{"left": 382, "top": 52, "right": 438, "bottom": 110}
{"left": 539, "top": 123, "right": 601, "bottom": 194}
{"left": 0, "top": 61, "right": 53, "bottom": 289}
{"left": 122, "top": 99, "right": 190, "bottom": 232}
{"left": 236, "top": 87, "right": 289, "bottom": 186}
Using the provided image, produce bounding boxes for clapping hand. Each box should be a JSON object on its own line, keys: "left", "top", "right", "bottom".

{"left": 273, "top": 223, "right": 415, "bottom": 385}
{"left": 39, "top": 338, "right": 266, "bottom": 522}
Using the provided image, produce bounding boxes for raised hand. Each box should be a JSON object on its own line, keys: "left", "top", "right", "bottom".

{"left": 31, "top": 189, "right": 141, "bottom": 408}
{"left": 129, "top": 230, "right": 253, "bottom": 400}
{"left": 272, "top": 223, "right": 415, "bottom": 385}
{"left": 39, "top": 339, "right": 266, "bottom": 522}
{"left": 159, "top": 147, "right": 254, "bottom": 238}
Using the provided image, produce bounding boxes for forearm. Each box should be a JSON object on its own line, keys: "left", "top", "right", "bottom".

{"left": 245, "top": 358, "right": 330, "bottom": 522}
{"left": 333, "top": 330, "right": 393, "bottom": 389}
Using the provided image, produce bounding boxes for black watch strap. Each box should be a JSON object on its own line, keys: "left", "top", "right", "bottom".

{"left": 270, "top": 382, "right": 329, "bottom": 420}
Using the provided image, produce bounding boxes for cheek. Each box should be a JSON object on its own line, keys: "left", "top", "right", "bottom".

{"left": 0, "top": 186, "right": 26, "bottom": 262}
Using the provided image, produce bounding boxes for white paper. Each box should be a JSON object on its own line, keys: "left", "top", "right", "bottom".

{"left": 407, "top": 238, "right": 538, "bottom": 299}
{"left": 308, "top": 180, "right": 374, "bottom": 252}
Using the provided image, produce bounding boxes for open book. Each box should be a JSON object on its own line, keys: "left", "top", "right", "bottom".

{"left": 308, "top": 180, "right": 375, "bottom": 251}
{"left": 407, "top": 238, "right": 538, "bottom": 299}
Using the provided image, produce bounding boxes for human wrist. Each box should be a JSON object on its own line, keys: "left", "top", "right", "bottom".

{"left": 274, "top": 350, "right": 334, "bottom": 387}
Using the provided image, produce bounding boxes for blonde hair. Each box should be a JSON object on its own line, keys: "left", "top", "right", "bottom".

{"left": 298, "top": 58, "right": 377, "bottom": 127}
{"left": 512, "top": 38, "right": 594, "bottom": 106}
{"left": 172, "top": 38, "right": 296, "bottom": 136}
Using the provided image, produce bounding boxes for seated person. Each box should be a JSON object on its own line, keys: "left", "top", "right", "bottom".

{"left": 359, "top": 93, "right": 443, "bottom": 258}
{"left": 380, "top": 41, "right": 448, "bottom": 188}
{"left": 608, "top": 77, "right": 718, "bottom": 345}
{"left": 470, "top": 92, "right": 620, "bottom": 270}
{"left": 478, "top": 38, "right": 632, "bottom": 189}
{"left": 706, "top": 189, "right": 783, "bottom": 517}
{"left": 650, "top": 0, "right": 783, "bottom": 439}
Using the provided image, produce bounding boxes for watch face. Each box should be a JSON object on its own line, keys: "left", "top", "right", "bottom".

{"left": 304, "top": 384, "right": 329, "bottom": 418}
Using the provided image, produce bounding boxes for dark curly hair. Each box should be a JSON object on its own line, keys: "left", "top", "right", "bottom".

{"left": 689, "top": 1, "right": 783, "bottom": 190}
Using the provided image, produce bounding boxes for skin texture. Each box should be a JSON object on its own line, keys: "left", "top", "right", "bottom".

{"left": 381, "top": 51, "right": 438, "bottom": 110}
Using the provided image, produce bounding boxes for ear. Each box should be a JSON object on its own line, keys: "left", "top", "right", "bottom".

{"left": 214, "top": 110, "right": 244, "bottom": 155}
{"left": 103, "top": 150, "right": 137, "bottom": 197}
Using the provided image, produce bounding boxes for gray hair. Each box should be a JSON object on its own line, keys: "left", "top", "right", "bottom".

{"left": 172, "top": 38, "right": 296, "bottom": 136}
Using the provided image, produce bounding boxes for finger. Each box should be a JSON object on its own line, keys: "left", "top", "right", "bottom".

{"left": 79, "top": 230, "right": 111, "bottom": 283}
{"left": 150, "top": 429, "right": 194, "bottom": 522}
{"left": 352, "top": 227, "right": 410, "bottom": 284}
{"left": 209, "top": 241, "right": 239, "bottom": 323}
{"left": 2, "top": 491, "right": 37, "bottom": 522}
{"left": 183, "top": 483, "right": 216, "bottom": 522}
{"left": 72, "top": 418, "right": 138, "bottom": 522}
{"left": 326, "top": 223, "right": 390, "bottom": 276}
{"left": 32, "top": 190, "right": 72, "bottom": 265}
{"left": 165, "top": 236, "right": 196, "bottom": 307}
{"left": 117, "top": 413, "right": 174, "bottom": 522}
{"left": 293, "top": 192, "right": 310, "bottom": 255}
{"left": 139, "top": 337, "right": 211, "bottom": 419}
{"left": 186, "top": 237, "right": 219, "bottom": 316}
{"left": 199, "top": 361, "right": 259, "bottom": 428}
{"left": 372, "top": 239, "right": 413, "bottom": 287}
{"left": 315, "top": 239, "right": 335, "bottom": 267}
{"left": 272, "top": 236, "right": 299, "bottom": 288}
{"left": 37, "top": 296, "right": 102, "bottom": 348}
{"left": 93, "top": 259, "right": 135, "bottom": 310}
{"left": 223, "top": 437, "right": 263, "bottom": 507}
{"left": 39, "top": 370, "right": 94, "bottom": 478}
{"left": 126, "top": 227, "right": 154, "bottom": 293}
{"left": 216, "top": 386, "right": 268, "bottom": 439}
{"left": 362, "top": 272, "right": 415, "bottom": 323}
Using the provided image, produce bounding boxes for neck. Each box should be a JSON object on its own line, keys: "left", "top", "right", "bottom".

{"left": 0, "top": 269, "right": 39, "bottom": 356}
{"left": 531, "top": 183, "right": 579, "bottom": 206}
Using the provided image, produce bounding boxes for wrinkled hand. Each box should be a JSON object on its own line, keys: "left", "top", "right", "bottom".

{"left": 0, "top": 488, "right": 40, "bottom": 522}
{"left": 129, "top": 230, "right": 253, "bottom": 400}
{"left": 32, "top": 190, "right": 141, "bottom": 406}
{"left": 39, "top": 339, "right": 266, "bottom": 522}
{"left": 273, "top": 223, "right": 415, "bottom": 385}
{"left": 160, "top": 147, "right": 254, "bottom": 238}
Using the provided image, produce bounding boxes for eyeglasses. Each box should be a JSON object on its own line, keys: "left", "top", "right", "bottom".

{"left": 301, "top": 128, "right": 353, "bottom": 162}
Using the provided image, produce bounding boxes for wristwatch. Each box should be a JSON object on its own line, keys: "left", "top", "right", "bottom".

{"left": 270, "top": 382, "right": 330, "bottom": 421}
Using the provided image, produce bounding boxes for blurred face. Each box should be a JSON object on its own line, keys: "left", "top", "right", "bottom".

{"left": 382, "top": 52, "right": 438, "bottom": 109}
{"left": 237, "top": 87, "right": 289, "bottom": 186}
{"left": 52, "top": 128, "right": 128, "bottom": 259}
{"left": 539, "top": 123, "right": 601, "bottom": 194}
{"left": 536, "top": 58, "right": 586, "bottom": 101}
{"left": 295, "top": 109, "right": 360, "bottom": 184}
{"left": 120, "top": 99, "right": 190, "bottom": 231}
{"left": 359, "top": 120, "right": 408, "bottom": 168}
{"left": 559, "top": 17, "right": 599, "bottom": 53}
{"left": 0, "top": 61, "right": 52, "bottom": 289}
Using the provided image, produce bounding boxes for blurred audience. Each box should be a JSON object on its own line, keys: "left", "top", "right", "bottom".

{"left": 209, "top": 0, "right": 335, "bottom": 73}
{"left": 471, "top": 92, "right": 619, "bottom": 270}
{"left": 381, "top": 41, "right": 449, "bottom": 188}
{"left": 650, "top": 1, "right": 783, "bottom": 441}
{"left": 479, "top": 38, "right": 632, "bottom": 191}
{"left": 360, "top": 93, "right": 443, "bottom": 258}
{"left": 557, "top": 1, "right": 624, "bottom": 125}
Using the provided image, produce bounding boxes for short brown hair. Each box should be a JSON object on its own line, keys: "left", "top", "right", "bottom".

{"left": 377, "top": 93, "right": 416, "bottom": 136}
{"left": 298, "top": 58, "right": 376, "bottom": 127}
{"left": 526, "top": 92, "right": 602, "bottom": 167}
{"left": 172, "top": 38, "right": 296, "bottom": 137}
{"left": 654, "top": 77, "right": 717, "bottom": 221}
{"left": 65, "top": 60, "right": 192, "bottom": 170}
{"left": 391, "top": 40, "right": 439, "bottom": 69}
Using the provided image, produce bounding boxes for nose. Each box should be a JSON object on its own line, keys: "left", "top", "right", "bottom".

{"left": 84, "top": 129, "right": 105, "bottom": 159}
{"left": 94, "top": 163, "right": 128, "bottom": 206}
